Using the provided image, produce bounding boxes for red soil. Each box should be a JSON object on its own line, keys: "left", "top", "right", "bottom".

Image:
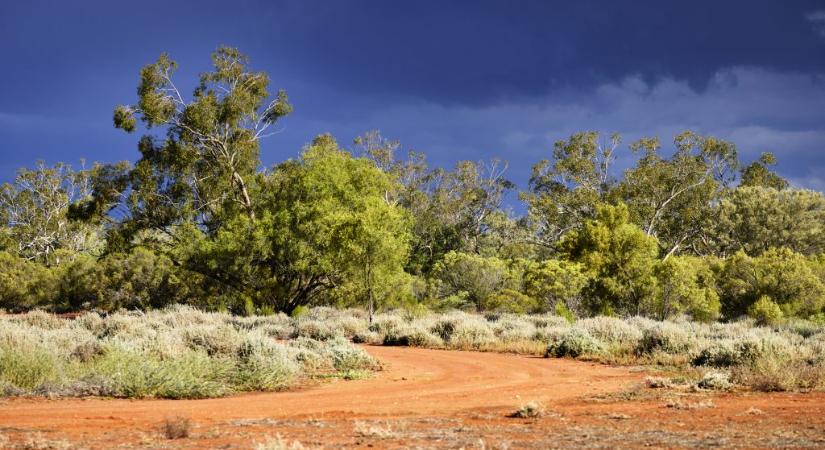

{"left": 0, "top": 346, "right": 823, "bottom": 449}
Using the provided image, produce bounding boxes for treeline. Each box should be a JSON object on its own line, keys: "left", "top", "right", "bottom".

{"left": 2, "top": 47, "right": 825, "bottom": 325}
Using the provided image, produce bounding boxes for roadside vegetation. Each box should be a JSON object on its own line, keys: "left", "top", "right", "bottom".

{"left": 2, "top": 306, "right": 821, "bottom": 398}
{"left": 0, "top": 306, "right": 377, "bottom": 398}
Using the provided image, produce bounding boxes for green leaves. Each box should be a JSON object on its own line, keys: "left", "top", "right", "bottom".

{"left": 111, "top": 46, "right": 293, "bottom": 234}
{"left": 561, "top": 203, "right": 660, "bottom": 316}
{"left": 178, "top": 135, "right": 411, "bottom": 314}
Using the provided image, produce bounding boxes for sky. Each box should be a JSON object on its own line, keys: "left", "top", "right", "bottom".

{"left": 2, "top": 0, "right": 825, "bottom": 204}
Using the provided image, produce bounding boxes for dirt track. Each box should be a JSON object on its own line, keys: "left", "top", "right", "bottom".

{"left": 1, "top": 346, "right": 824, "bottom": 449}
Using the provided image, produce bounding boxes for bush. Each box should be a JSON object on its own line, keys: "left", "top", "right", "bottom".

{"left": 433, "top": 252, "right": 512, "bottom": 310}
{"left": 430, "top": 313, "right": 495, "bottom": 349}
{"left": 697, "top": 371, "right": 732, "bottom": 390}
{"left": 0, "top": 252, "right": 57, "bottom": 311}
{"left": 717, "top": 249, "right": 825, "bottom": 320}
{"left": 636, "top": 323, "right": 697, "bottom": 355}
{"left": 748, "top": 296, "right": 784, "bottom": 326}
{"left": 655, "top": 256, "right": 720, "bottom": 322}
{"left": 546, "top": 328, "right": 604, "bottom": 358}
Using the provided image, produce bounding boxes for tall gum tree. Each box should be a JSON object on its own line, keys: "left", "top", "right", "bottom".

{"left": 113, "top": 47, "right": 292, "bottom": 237}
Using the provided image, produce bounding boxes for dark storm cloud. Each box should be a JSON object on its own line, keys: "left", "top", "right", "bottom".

{"left": 1, "top": 0, "right": 824, "bottom": 202}
{"left": 263, "top": 0, "right": 825, "bottom": 104}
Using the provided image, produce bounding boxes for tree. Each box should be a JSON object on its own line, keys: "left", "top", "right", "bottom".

{"left": 433, "top": 251, "right": 512, "bottom": 311}
{"left": 523, "top": 132, "right": 619, "bottom": 248}
{"left": 112, "top": 46, "right": 292, "bottom": 238}
{"left": 0, "top": 251, "right": 57, "bottom": 311}
{"left": 0, "top": 161, "right": 102, "bottom": 264}
{"left": 711, "top": 186, "right": 825, "bottom": 257}
{"left": 560, "top": 203, "right": 660, "bottom": 316}
{"left": 655, "top": 256, "right": 720, "bottom": 322}
{"left": 740, "top": 152, "right": 788, "bottom": 190}
{"left": 520, "top": 258, "right": 588, "bottom": 313}
{"left": 715, "top": 248, "right": 825, "bottom": 319}
{"left": 179, "top": 135, "right": 411, "bottom": 314}
{"left": 355, "top": 131, "right": 516, "bottom": 274}
{"left": 618, "top": 132, "right": 738, "bottom": 259}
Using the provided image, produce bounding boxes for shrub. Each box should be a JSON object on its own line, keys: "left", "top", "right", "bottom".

{"left": 511, "top": 401, "right": 545, "bottom": 418}
{"left": 235, "top": 336, "right": 300, "bottom": 392}
{"left": 161, "top": 416, "right": 192, "bottom": 439}
{"left": 717, "top": 248, "right": 825, "bottom": 320}
{"left": 324, "top": 337, "right": 379, "bottom": 373}
{"left": 430, "top": 313, "right": 495, "bottom": 349}
{"left": 295, "top": 319, "right": 337, "bottom": 341}
{"left": 0, "top": 307, "right": 377, "bottom": 399}
{"left": 484, "top": 289, "right": 540, "bottom": 314}
{"left": 433, "top": 251, "right": 512, "bottom": 310}
{"left": 0, "top": 252, "right": 57, "bottom": 311}
{"left": 492, "top": 315, "right": 537, "bottom": 342}
{"left": 748, "top": 296, "right": 784, "bottom": 326}
{"left": 655, "top": 256, "right": 720, "bottom": 322}
{"left": 546, "top": 328, "right": 604, "bottom": 358}
{"left": 577, "top": 316, "right": 642, "bottom": 347}
{"left": 0, "top": 344, "right": 63, "bottom": 390}
{"left": 697, "top": 371, "right": 732, "bottom": 390}
{"left": 636, "top": 323, "right": 697, "bottom": 355}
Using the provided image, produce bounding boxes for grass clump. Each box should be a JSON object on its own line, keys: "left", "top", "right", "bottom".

{"left": 160, "top": 416, "right": 192, "bottom": 439}
{"left": 255, "top": 434, "right": 305, "bottom": 450}
{"left": 510, "top": 401, "right": 545, "bottom": 418}
{"left": 697, "top": 371, "right": 733, "bottom": 390}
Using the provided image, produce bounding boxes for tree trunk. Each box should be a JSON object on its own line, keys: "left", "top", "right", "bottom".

{"left": 233, "top": 171, "right": 255, "bottom": 219}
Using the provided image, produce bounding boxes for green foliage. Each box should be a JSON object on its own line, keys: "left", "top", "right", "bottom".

{"left": 484, "top": 289, "right": 540, "bottom": 314}
{"left": 618, "top": 132, "right": 738, "bottom": 257}
{"left": 433, "top": 251, "right": 512, "bottom": 310}
{"left": 179, "top": 134, "right": 410, "bottom": 314}
{"left": 0, "top": 161, "right": 104, "bottom": 264}
{"left": 748, "top": 296, "right": 784, "bottom": 326}
{"left": 55, "top": 249, "right": 197, "bottom": 312}
{"left": 655, "top": 256, "right": 720, "bottom": 322}
{"left": 111, "top": 46, "right": 292, "bottom": 238}
{"left": 0, "top": 252, "right": 57, "bottom": 311}
{"left": 554, "top": 301, "right": 576, "bottom": 323}
{"left": 561, "top": 203, "right": 660, "bottom": 316}
{"left": 740, "top": 152, "right": 788, "bottom": 190}
{"left": 3, "top": 45, "right": 825, "bottom": 328}
{"left": 520, "top": 258, "right": 588, "bottom": 313}
{"left": 712, "top": 187, "right": 825, "bottom": 256}
{"left": 716, "top": 248, "right": 825, "bottom": 319}
{"left": 523, "top": 131, "right": 618, "bottom": 248}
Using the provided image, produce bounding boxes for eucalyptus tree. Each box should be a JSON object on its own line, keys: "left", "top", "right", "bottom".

{"left": 0, "top": 161, "right": 102, "bottom": 264}
{"left": 618, "top": 131, "right": 739, "bottom": 259}
{"left": 522, "top": 131, "right": 619, "bottom": 249}
{"left": 112, "top": 46, "right": 292, "bottom": 238}
{"left": 711, "top": 186, "right": 825, "bottom": 257}
{"left": 355, "top": 130, "right": 515, "bottom": 273}
{"left": 739, "top": 152, "right": 788, "bottom": 190}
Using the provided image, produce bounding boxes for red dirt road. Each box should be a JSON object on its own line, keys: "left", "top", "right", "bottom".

{"left": 1, "top": 346, "right": 824, "bottom": 449}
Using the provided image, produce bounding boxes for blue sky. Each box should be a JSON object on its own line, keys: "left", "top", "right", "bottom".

{"left": 2, "top": 0, "right": 825, "bottom": 200}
